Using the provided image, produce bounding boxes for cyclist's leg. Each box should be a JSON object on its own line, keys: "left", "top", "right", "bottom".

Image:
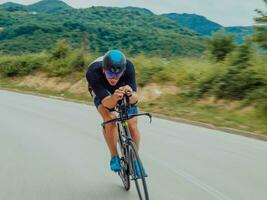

{"left": 128, "top": 106, "right": 140, "bottom": 150}
{"left": 127, "top": 106, "right": 147, "bottom": 177}
{"left": 97, "top": 104, "right": 118, "bottom": 157}
{"left": 97, "top": 104, "right": 122, "bottom": 171}
{"left": 128, "top": 117, "right": 140, "bottom": 149}
{"left": 88, "top": 86, "right": 118, "bottom": 157}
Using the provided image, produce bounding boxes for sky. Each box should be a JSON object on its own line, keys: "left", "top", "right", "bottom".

{"left": 0, "top": 0, "right": 265, "bottom": 26}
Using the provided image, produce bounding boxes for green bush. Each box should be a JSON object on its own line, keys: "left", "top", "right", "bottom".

{"left": 47, "top": 40, "right": 82, "bottom": 76}
{"left": 214, "top": 65, "right": 264, "bottom": 99}
{"left": 70, "top": 49, "right": 86, "bottom": 72}
{"left": 0, "top": 53, "right": 47, "bottom": 76}
{"left": 187, "top": 65, "right": 224, "bottom": 98}
{"left": 51, "top": 39, "right": 71, "bottom": 60}
{"left": 188, "top": 42, "right": 266, "bottom": 103}
{"left": 207, "top": 30, "right": 236, "bottom": 61}
{"left": 254, "top": 0, "right": 267, "bottom": 50}
{"left": 132, "top": 55, "right": 165, "bottom": 86}
{"left": 246, "top": 87, "right": 267, "bottom": 113}
{"left": 47, "top": 59, "right": 72, "bottom": 76}
{"left": 213, "top": 43, "right": 264, "bottom": 99}
{"left": 137, "top": 64, "right": 164, "bottom": 87}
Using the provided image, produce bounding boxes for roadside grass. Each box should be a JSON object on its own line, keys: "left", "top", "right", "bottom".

{"left": 1, "top": 79, "right": 266, "bottom": 135}
{"left": 0, "top": 79, "right": 91, "bottom": 103}
{"left": 139, "top": 94, "right": 267, "bottom": 135}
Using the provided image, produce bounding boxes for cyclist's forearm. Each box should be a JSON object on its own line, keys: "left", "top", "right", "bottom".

{"left": 102, "top": 95, "right": 118, "bottom": 109}
{"left": 102, "top": 93, "right": 138, "bottom": 109}
{"left": 129, "top": 92, "right": 138, "bottom": 104}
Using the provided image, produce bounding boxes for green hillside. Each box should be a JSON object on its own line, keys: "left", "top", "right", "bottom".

{"left": 0, "top": 2, "right": 27, "bottom": 12}
{"left": 27, "top": 0, "right": 72, "bottom": 13}
{"left": 163, "top": 13, "right": 254, "bottom": 43}
{"left": 0, "top": 0, "right": 205, "bottom": 56}
{"left": 162, "top": 13, "right": 222, "bottom": 35}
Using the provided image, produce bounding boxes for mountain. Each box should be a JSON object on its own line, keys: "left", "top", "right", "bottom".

{"left": 0, "top": 2, "right": 27, "bottom": 12}
{"left": 27, "top": 0, "right": 72, "bottom": 13}
{"left": 162, "top": 13, "right": 221, "bottom": 36}
{"left": 125, "top": 6, "right": 154, "bottom": 15}
{"left": 0, "top": 0, "right": 71, "bottom": 13}
{"left": 225, "top": 26, "right": 254, "bottom": 43}
{"left": 0, "top": 1, "right": 205, "bottom": 56}
{"left": 163, "top": 13, "right": 254, "bottom": 43}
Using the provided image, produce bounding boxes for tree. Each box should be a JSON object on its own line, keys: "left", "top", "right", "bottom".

{"left": 207, "top": 30, "right": 235, "bottom": 62}
{"left": 51, "top": 39, "right": 71, "bottom": 60}
{"left": 71, "top": 49, "right": 86, "bottom": 71}
{"left": 254, "top": 0, "right": 267, "bottom": 49}
{"left": 81, "top": 32, "right": 89, "bottom": 52}
{"left": 214, "top": 43, "right": 263, "bottom": 99}
{"left": 231, "top": 41, "right": 253, "bottom": 67}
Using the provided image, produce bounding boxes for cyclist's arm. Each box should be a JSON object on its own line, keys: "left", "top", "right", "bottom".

{"left": 129, "top": 91, "right": 138, "bottom": 105}
{"left": 102, "top": 88, "right": 124, "bottom": 109}
{"left": 87, "top": 70, "right": 114, "bottom": 108}
{"left": 101, "top": 95, "right": 117, "bottom": 109}
{"left": 102, "top": 89, "right": 137, "bottom": 109}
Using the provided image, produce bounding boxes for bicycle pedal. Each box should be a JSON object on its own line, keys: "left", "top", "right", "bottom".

{"left": 131, "top": 176, "right": 138, "bottom": 180}
{"left": 131, "top": 175, "right": 142, "bottom": 180}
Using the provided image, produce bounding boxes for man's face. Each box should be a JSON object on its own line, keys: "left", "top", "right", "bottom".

{"left": 106, "top": 78, "right": 119, "bottom": 86}
{"left": 103, "top": 69, "right": 124, "bottom": 86}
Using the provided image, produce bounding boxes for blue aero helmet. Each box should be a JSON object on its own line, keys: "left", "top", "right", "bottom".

{"left": 103, "top": 50, "right": 127, "bottom": 74}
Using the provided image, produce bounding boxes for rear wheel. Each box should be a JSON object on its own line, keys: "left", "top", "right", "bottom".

{"left": 129, "top": 142, "right": 149, "bottom": 200}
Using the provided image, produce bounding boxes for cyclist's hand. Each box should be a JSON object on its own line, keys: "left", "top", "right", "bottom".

{"left": 119, "top": 85, "right": 133, "bottom": 97}
{"left": 113, "top": 88, "right": 125, "bottom": 101}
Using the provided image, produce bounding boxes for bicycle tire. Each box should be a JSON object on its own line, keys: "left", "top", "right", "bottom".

{"left": 117, "top": 124, "right": 130, "bottom": 190}
{"left": 129, "top": 142, "right": 149, "bottom": 200}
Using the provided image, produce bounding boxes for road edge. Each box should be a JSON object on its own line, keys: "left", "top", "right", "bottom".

{"left": 1, "top": 87, "right": 267, "bottom": 142}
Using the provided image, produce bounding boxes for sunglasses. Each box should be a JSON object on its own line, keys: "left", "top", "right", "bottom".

{"left": 104, "top": 70, "right": 125, "bottom": 80}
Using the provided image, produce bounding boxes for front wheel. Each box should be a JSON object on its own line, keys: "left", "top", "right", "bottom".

{"left": 118, "top": 156, "right": 130, "bottom": 191}
{"left": 117, "top": 125, "right": 130, "bottom": 190}
{"left": 129, "top": 142, "right": 149, "bottom": 200}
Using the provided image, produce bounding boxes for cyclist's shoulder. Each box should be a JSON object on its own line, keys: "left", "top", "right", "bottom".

{"left": 87, "top": 56, "right": 102, "bottom": 69}
{"left": 87, "top": 57, "right": 103, "bottom": 72}
{"left": 86, "top": 57, "right": 104, "bottom": 80}
{"left": 126, "top": 59, "right": 134, "bottom": 67}
{"left": 125, "top": 59, "right": 135, "bottom": 74}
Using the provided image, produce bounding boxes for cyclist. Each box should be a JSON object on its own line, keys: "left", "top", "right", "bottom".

{"left": 86, "top": 50, "right": 144, "bottom": 176}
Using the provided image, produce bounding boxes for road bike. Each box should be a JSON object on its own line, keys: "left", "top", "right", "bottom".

{"left": 102, "top": 95, "right": 152, "bottom": 200}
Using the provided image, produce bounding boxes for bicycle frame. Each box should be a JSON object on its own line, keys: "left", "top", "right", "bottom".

{"left": 101, "top": 95, "right": 152, "bottom": 172}
{"left": 101, "top": 95, "right": 151, "bottom": 199}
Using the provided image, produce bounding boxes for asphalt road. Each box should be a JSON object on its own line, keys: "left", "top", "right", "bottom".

{"left": 1, "top": 90, "right": 267, "bottom": 200}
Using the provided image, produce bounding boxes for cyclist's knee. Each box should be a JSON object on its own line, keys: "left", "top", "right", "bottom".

{"left": 98, "top": 104, "right": 116, "bottom": 121}
{"left": 128, "top": 118, "right": 138, "bottom": 133}
{"left": 130, "top": 125, "right": 138, "bottom": 132}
